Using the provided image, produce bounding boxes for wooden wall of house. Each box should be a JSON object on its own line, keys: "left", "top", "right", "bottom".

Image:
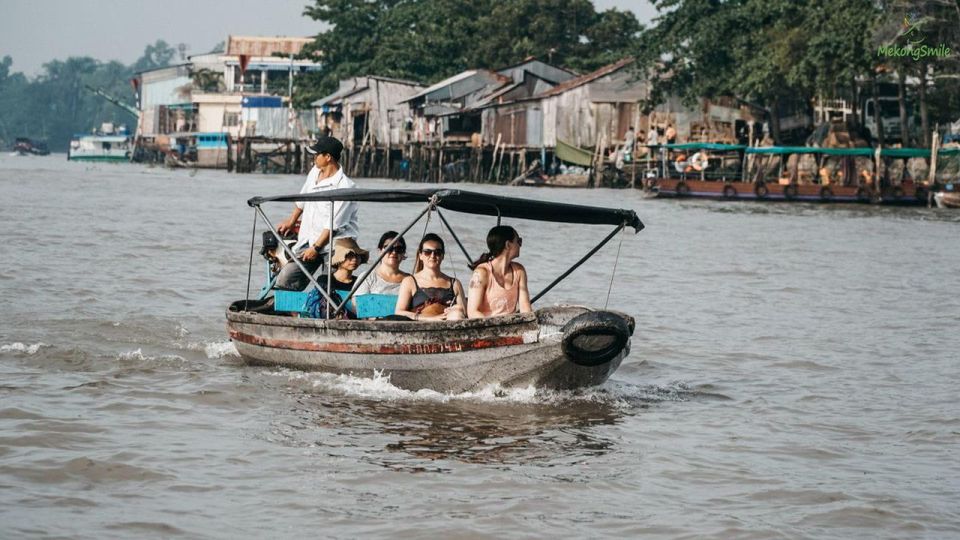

{"left": 323, "top": 79, "right": 423, "bottom": 148}
{"left": 482, "top": 103, "right": 544, "bottom": 148}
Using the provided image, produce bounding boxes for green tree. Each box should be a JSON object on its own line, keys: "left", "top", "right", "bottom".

{"left": 637, "top": 0, "right": 881, "bottom": 144}
{"left": 295, "top": 0, "right": 643, "bottom": 107}
{"left": 131, "top": 39, "right": 179, "bottom": 73}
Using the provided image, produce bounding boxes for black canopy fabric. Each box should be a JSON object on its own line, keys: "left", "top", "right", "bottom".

{"left": 248, "top": 188, "right": 644, "bottom": 232}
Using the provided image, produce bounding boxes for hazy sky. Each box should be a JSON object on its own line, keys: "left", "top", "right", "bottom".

{"left": 0, "top": 0, "right": 657, "bottom": 77}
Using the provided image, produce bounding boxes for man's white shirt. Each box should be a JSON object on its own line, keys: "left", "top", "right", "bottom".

{"left": 294, "top": 166, "right": 359, "bottom": 250}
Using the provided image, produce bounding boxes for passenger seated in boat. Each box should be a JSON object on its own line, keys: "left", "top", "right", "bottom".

{"left": 394, "top": 234, "right": 466, "bottom": 321}
{"left": 355, "top": 231, "right": 409, "bottom": 295}
{"left": 310, "top": 237, "right": 369, "bottom": 318}
{"left": 467, "top": 225, "right": 533, "bottom": 319}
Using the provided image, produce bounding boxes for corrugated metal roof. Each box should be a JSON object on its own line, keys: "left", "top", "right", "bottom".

{"left": 226, "top": 36, "right": 314, "bottom": 57}
{"left": 536, "top": 58, "right": 634, "bottom": 98}
{"left": 401, "top": 70, "right": 480, "bottom": 103}
{"left": 311, "top": 86, "right": 368, "bottom": 108}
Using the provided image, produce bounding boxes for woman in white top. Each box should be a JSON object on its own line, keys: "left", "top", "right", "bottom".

{"left": 355, "top": 231, "right": 409, "bottom": 295}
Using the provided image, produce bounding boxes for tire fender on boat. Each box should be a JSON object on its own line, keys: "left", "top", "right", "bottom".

{"left": 561, "top": 311, "right": 631, "bottom": 367}
{"left": 722, "top": 185, "right": 737, "bottom": 199}
{"left": 819, "top": 186, "right": 834, "bottom": 202}
{"left": 856, "top": 186, "right": 871, "bottom": 202}
{"left": 784, "top": 184, "right": 798, "bottom": 200}
{"left": 676, "top": 181, "right": 690, "bottom": 196}
{"left": 754, "top": 183, "right": 769, "bottom": 199}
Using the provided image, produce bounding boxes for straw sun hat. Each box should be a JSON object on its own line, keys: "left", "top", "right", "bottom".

{"left": 330, "top": 237, "right": 370, "bottom": 267}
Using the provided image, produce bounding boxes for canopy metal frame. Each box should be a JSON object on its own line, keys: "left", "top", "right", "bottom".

{"left": 243, "top": 188, "right": 643, "bottom": 318}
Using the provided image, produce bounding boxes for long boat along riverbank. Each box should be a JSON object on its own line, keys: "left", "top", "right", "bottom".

{"left": 640, "top": 143, "right": 960, "bottom": 205}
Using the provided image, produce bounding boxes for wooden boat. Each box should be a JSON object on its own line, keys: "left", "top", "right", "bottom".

{"left": 933, "top": 189, "right": 960, "bottom": 208}
{"left": 645, "top": 143, "right": 958, "bottom": 205}
{"left": 228, "top": 303, "right": 634, "bottom": 393}
{"left": 226, "top": 188, "right": 644, "bottom": 392}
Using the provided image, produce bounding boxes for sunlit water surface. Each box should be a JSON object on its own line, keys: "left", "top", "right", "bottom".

{"left": 1, "top": 155, "right": 958, "bottom": 538}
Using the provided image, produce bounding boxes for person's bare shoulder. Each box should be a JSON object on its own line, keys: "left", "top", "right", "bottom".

{"left": 469, "top": 266, "right": 488, "bottom": 289}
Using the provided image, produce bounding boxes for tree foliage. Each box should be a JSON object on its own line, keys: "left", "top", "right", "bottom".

{"left": 0, "top": 41, "right": 182, "bottom": 151}
{"left": 636, "top": 0, "right": 959, "bottom": 145}
{"left": 295, "top": 0, "right": 644, "bottom": 106}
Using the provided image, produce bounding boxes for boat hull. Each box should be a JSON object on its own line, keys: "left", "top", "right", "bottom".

{"left": 934, "top": 191, "right": 960, "bottom": 209}
{"left": 226, "top": 304, "right": 633, "bottom": 393}
{"left": 648, "top": 178, "right": 927, "bottom": 205}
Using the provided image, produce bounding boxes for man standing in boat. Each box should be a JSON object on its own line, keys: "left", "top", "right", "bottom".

{"left": 275, "top": 136, "right": 359, "bottom": 291}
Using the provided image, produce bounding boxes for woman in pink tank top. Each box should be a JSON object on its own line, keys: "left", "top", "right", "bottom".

{"left": 467, "top": 225, "right": 533, "bottom": 318}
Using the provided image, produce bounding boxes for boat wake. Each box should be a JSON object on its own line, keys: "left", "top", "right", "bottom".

{"left": 173, "top": 340, "right": 239, "bottom": 359}
{"left": 264, "top": 368, "right": 699, "bottom": 407}
{"left": 0, "top": 342, "right": 49, "bottom": 355}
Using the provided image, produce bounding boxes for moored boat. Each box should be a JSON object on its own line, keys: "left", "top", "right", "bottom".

{"left": 226, "top": 188, "right": 644, "bottom": 392}
{"left": 643, "top": 143, "right": 958, "bottom": 205}
{"left": 933, "top": 185, "right": 960, "bottom": 208}
{"left": 68, "top": 123, "right": 132, "bottom": 162}
{"left": 12, "top": 137, "right": 50, "bottom": 156}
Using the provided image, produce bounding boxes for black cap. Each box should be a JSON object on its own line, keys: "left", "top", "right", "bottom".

{"left": 306, "top": 136, "right": 343, "bottom": 161}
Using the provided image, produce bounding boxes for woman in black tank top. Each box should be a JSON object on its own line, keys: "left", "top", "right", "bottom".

{"left": 395, "top": 234, "right": 466, "bottom": 321}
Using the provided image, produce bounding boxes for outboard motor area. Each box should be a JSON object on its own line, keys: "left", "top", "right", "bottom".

{"left": 561, "top": 311, "right": 632, "bottom": 366}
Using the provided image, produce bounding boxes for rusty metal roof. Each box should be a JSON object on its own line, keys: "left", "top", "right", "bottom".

{"left": 536, "top": 57, "right": 634, "bottom": 99}
{"left": 226, "top": 36, "right": 314, "bottom": 57}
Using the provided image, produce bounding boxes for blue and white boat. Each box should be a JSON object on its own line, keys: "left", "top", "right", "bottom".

{"left": 68, "top": 123, "right": 132, "bottom": 162}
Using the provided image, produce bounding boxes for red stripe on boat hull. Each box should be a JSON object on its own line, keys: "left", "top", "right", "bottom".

{"left": 229, "top": 330, "right": 527, "bottom": 355}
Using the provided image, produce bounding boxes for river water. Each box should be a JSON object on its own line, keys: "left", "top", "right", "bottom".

{"left": 1, "top": 155, "right": 958, "bottom": 539}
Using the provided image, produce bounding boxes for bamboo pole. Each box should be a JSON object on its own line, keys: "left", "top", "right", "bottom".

{"left": 488, "top": 134, "right": 502, "bottom": 182}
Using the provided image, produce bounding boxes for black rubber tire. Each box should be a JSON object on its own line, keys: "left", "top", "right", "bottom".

{"left": 820, "top": 186, "right": 834, "bottom": 202}
{"left": 755, "top": 183, "right": 769, "bottom": 199}
{"left": 915, "top": 186, "right": 928, "bottom": 202}
{"left": 891, "top": 186, "right": 904, "bottom": 201}
{"left": 856, "top": 187, "right": 871, "bottom": 203}
{"left": 722, "top": 185, "right": 737, "bottom": 199}
{"left": 561, "top": 311, "right": 631, "bottom": 367}
{"left": 676, "top": 181, "right": 690, "bottom": 196}
{"left": 784, "top": 184, "right": 798, "bottom": 200}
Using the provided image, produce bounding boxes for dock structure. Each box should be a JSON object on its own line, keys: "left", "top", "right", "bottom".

{"left": 131, "top": 45, "right": 773, "bottom": 184}
{"left": 329, "top": 57, "right": 763, "bottom": 186}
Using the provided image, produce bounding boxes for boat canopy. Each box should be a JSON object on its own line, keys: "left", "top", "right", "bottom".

{"left": 880, "top": 147, "right": 960, "bottom": 158}
{"left": 249, "top": 187, "right": 644, "bottom": 232}
{"left": 746, "top": 146, "right": 875, "bottom": 156}
{"left": 745, "top": 146, "right": 960, "bottom": 158}
{"left": 651, "top": 142, "right": 746, "bottom": 152}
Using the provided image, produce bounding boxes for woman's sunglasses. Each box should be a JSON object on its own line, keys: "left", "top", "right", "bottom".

{"left": 382, "top": 245, "right": 406, "bottom": 255}
{"left": 420, "top": 248, "right": 444, "bottom": 257}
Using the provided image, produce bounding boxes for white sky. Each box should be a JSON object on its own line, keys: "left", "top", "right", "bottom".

{"left": 0, "top": 0, "right": 657, "bottom": 77}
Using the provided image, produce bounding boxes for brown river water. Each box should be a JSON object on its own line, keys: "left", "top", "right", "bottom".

{"left": 1, "top": 155, "right": 958, "bottom": 538}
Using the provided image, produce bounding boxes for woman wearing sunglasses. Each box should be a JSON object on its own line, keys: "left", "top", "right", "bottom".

{"left": 355, "top": 231, "right": 409, "bottom": 295}
{"left": 467, "top": 225, "right": 533, "bottom": 319}
{"left": 395, "top": 233, "right": 466, "bottom": 321}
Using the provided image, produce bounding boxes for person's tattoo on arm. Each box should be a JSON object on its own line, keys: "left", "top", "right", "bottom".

{"left": 469, "top": 272, "right": 482, "bottom": 290}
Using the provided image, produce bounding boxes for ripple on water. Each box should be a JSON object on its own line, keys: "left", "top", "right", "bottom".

{"left": 4, "top": 457, "right": 175, "bottom": 484}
